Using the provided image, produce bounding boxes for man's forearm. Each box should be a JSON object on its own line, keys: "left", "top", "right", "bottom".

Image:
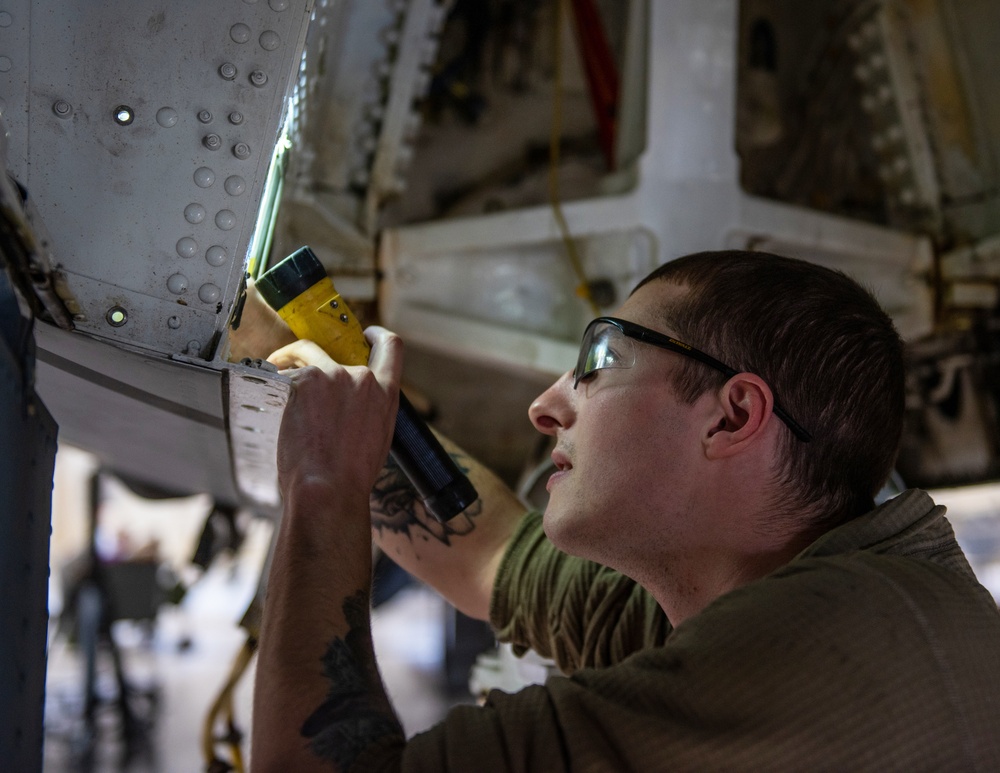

{"left": 370, "top": 436, "right": 527, "bottom": 620}
{"left": 253, "top": 487, "right": 405, "bottom": 772}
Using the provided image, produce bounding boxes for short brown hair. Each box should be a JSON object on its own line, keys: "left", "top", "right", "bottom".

{"left": 634, "top": 250, "right": 905, "bottom": 528}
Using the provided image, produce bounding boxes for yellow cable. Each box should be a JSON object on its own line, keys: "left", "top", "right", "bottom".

{"left": 201, "top": 636, "right": 258, "bottom": 771}
{"left": 550, "top": 0, "right": 601, "bottom": 316}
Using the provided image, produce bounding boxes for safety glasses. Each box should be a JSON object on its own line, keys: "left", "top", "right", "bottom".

{"left": 573, "top": 317, "right": 812, "bottom": 442}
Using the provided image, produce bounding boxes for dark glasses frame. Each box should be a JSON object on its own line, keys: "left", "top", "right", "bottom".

{"left": 574, "top": 317, "right": 813, "bottom": 442}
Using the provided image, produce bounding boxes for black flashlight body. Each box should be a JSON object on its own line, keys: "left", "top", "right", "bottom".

{"left": 256, "top": 246, "right": 479, "bottom": 522}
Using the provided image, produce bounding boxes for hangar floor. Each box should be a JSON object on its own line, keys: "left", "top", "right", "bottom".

{"left": 42, "top": 553, "right": 463, "bottom": 773}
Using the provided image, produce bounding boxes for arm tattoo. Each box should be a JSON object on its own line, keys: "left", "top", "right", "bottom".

{"left": 370, "top": 453, "right": 482, "bottom": 545}
{"left": 301, "top": 591, "right": 404, "bottom": 770}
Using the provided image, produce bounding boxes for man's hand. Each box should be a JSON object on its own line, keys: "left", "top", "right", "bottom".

{"left": 270, "top": 329, "right": 402, "bottom": 513}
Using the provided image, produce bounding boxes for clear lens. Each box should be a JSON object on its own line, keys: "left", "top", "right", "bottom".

{"left": 574, "top": 321, "right": 636, "bottom": 387}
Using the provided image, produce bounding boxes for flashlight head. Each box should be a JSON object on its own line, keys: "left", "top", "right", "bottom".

{"left": 256, "top": 246, "right": 327, "bottom": 311}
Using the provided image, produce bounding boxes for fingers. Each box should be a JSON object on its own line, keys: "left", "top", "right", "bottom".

{"left": 268, "top": 339, "right": 338, "bottom": 371}
{"left": 365, "top": 326, "right": 403, "bottom": 393}
{"left": 269, "top": 328, "right": 403, "bottom": 394}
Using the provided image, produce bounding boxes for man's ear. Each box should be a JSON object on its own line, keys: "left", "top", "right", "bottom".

{"left": 703, "top": 374, "right": 775, "bottom": 459}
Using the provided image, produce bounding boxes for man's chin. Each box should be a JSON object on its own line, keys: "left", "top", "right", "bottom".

{"left": 540, "top": 505, "right": 577, "bottom": 553}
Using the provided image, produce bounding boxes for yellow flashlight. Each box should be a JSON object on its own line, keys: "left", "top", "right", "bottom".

{"left": 257, "top": 246, "right": 478, "bottom": 522}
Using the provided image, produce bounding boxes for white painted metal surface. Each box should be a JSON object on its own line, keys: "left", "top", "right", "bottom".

{"left": 4, "top": 1, "right": 314, "bottom": 358}
{"left": 380, "top": 0, "right": 934, "bottom": 378}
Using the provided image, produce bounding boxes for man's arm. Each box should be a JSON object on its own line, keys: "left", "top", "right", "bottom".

{"left": 368, "top": 436, "right": 527, "bottom": 621}
{"left": 252, "top": 334, "right": 406, "bottom": 772}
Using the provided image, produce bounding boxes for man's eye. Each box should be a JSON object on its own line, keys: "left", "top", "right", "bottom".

{"left": 604, "top": 348, "right": 625, "bottom": 366}
{"left": 578, "top": 370, "right": 598, "bottom": 383}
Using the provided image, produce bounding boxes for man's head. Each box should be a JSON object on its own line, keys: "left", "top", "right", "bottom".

{"left": 631, "top": 249, "right": 905, "bottom": 528}
{"left": 529, "top": 249, "right": 904, "bottom": 619}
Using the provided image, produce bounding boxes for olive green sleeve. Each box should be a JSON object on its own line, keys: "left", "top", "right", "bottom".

{"left": 488, "top": 511, "right": 671, "bottom": 673}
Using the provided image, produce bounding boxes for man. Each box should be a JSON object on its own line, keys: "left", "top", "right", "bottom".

{"left": 251, "top": 250, "right": 1000, "bottom": 772}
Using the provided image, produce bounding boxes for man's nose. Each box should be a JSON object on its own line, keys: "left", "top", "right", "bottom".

{"left": 529, "top": 371, "right": 575, "bottom": 435}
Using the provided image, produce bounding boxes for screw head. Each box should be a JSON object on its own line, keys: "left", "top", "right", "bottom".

{"left": 233, "top": 142, "right": 251, "bottom": 160}
{"left": 198, "top": 110, "right": 213, "bottom": 123}
{"left": 249, "top": 70, "right": 267, "bottom": 87}
{"left": 229, "top": 111, "right": 244, "bottom": 125}
{"left": 106, "top": 306, "right": 128, "bottom": 327}
{"left": 52, "top": 100, "right": 72, "bottom": 118}
{"left": 203, "top": 133, "right": 222, "bottom": 151}
{"left": 113, "top": 105, "right": 135, "bottom": 125}
{"left": 219, "top": 62, "right": 238, "bottom": 80}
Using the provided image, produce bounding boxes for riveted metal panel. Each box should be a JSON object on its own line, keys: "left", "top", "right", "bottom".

{"left": 3, "top": 0, "right": 313, "bottom": 358}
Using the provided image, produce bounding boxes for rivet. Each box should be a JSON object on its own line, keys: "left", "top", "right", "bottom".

{"left": 206, "top": 245, "right": 228, "bottom": 266}
{"left": 184, "top": 203, "right": 206, "bottom": 224}
{"left": 0, "top": 57, "right": 12, "bottom": 73}
{"left": 194, "top": 167, "right": 216, "bottom": 187}
{"left": 0, "top": 12, "right": 12, "bottom": 27}
{"left": 233, "top": 142, "right": 251, "bottom": 160}
{"left": 186, "top": 340, "right": 202, "bottom": 356}
{"left": 156, "top": 106, "right": 178, "bottom": 127}
{"left": 176, "top": 237, "right": 198, "bottom": 258}
{"left": 229, "top": 111, "right": 244, "bottom": 125}
{"left": 52, "top": 100, "right": 72, "bottom": 118}
{"left": 340, "top": 313, "right": 349, "bottom": 323}
{"left": 249, "top": 70, "right": 267, "bottom": 87}
{"left": 203, "top": 133, "right": 222, "bottom": 150}
{"left": 269, "top": 0, "right": 289, "bottom": 10}
{"left": 199, "top": 283, "right": 222, "bottom": 303}
{"left": 224, "top": 175, "right": 246, "bottom": 196}
{"left": 259, "top": 30, "right": 281, "bottom": 51}
{"left": 215, "top": 210, "right": 237, "bottom": 230}
{"left": 230, "top": 23, "right": 251, "bottom": 44}
{"left": 167, "top": 316, "right": 181, "bottom": 329}
{"left": 329, "top": 300, "right": 339, "bottom": 309}
{"left": 198, "top": 109, "right": 213, "bottom": 124}
{"left": 219, "top": 62, "right": 238, "bottom": 80}
{"left": 106, "top": 306, "right": 128, "bottom": 327}
{"left": 167, "top": 273, "right": 190, "bottom": 295}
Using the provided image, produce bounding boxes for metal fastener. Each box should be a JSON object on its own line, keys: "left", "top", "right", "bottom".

{"left": 113, "top": 105, "right": 135, "bottom": 125}
{"left": 198, "top": 110, "right": 213, "bottom": 123}
{"left": 219, "top": 62, "right": 238, "bottom": 80}
{"left": 203, "top": 133, "right": 222, "bottom": 151}
{"left": 249, "top": 70, "right": 267, "bottom": 87}
{"left": 52, "top": 100, "right": 72, "bottom": 118}
{"left": 233, "top": 142, "right": 251, "bottom": 160}
{"left": 106, "top": 306, "right": 128, "bottom": 327}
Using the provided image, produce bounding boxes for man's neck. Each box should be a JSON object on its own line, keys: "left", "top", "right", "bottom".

{"left": 648, "top": 528, "right": 816, "bottom": 627}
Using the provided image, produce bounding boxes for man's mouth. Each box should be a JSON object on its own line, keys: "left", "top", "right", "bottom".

{"left": 547, "top": 450, "right": 572, "bottom": 491}
{"left": 551, "top": 449, "right": 572, "bottom": 471}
